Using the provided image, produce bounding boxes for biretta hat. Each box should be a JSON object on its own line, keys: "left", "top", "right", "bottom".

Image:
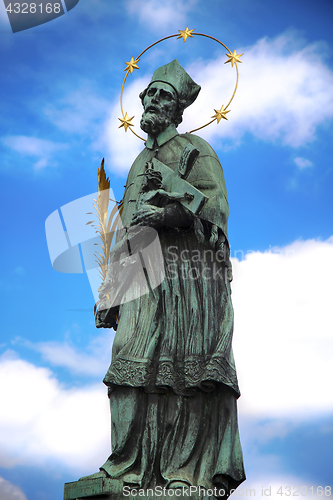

{"left": 148, "top": 59, "right": 201, "bottom": 109}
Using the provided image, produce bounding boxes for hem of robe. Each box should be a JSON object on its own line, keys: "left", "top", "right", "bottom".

{"left": 100, "top": 384, "right": 245, "bottom": 497}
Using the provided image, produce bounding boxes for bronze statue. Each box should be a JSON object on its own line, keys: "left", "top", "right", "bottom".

{"left": 67, "top": 59, "right": 245, "bottom": 500}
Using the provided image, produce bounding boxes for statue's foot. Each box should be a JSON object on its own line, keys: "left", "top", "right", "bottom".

{"left": 123, "top": 472, "right": 142, "bottom": 487}
{"left": 168, "top": 480, "right": 191, "bottom": 493}
{"left": 168, "top": 481, "right": 190, "bottom": 488}
{"left": 79, "top": 469, "right": 108, "bottom": 481}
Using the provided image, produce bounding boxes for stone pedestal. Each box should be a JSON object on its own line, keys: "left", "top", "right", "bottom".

{"left": 64, "top": 476, "right": 205, "bottom": 500}
{"left": 64, "top": 476, "right": 123, "bottom": 500}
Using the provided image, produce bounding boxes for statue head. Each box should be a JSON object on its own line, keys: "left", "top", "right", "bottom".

{"left": 140, "top": 59, "right": 201, "bottom": 136}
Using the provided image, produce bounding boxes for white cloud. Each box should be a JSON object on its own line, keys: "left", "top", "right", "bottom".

{"left": 103, "top": 31, "right": 333, "bottom": 173}
{"left": 240, "top": 417, "right": 296, "bottom": 447}
{"left": 1, "top": 136, "right": 68, "bottom": 171}
{"left": 44, "top": 79, "right": 147, "bottom": 176}
{"left": 14, "top": 331, "right": 114, "bottom": 377}
{"left": 44, "top": 88, "right": 109, "bottom": 136}
{"left": 2, "top": 136, "right": 65, "bottom": 156}
{"left": 231, "top": 237, "right": 333, "bottom": 417}
{"left": 181, "top": 32, "right": 333, "bottom": 147}
{"left": 0, "top": 350, "right": 110, "bottom": 472}
{"left": 125, "top": 0, "right": 197, "bottom": 32}
{"left": 0, "top": 477, "right": 27, "bottom": 500}
{"left": 98, "top": 77, "right": 150, "bottom": 175}
{"left": 294, "top": 157, "right": 313, "bottom": 169}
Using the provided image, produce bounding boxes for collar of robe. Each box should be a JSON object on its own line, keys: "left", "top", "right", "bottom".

{"left": 145, "top": 124, "right": 179, "bottom": 149}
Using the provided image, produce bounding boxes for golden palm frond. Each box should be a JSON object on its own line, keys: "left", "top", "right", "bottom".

{"left": 87, "top": 158, "right": 123, "bottom": 295}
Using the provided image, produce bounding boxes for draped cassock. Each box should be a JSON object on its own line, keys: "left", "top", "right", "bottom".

{"left": 101, "top": 124, "right": 246, "bottom": 497}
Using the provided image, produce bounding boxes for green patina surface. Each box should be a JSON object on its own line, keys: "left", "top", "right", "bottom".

{"left": 64, "top": 60, "right": 245, "bottom": 500}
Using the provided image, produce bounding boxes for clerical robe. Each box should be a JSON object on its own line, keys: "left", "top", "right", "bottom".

{"left": 101, "top": 125, "right": 246, "bottom": 496}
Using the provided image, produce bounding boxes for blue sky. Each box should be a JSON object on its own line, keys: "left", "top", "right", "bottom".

{"left": 0, "top": 0, "right": 333, "bottom": 499}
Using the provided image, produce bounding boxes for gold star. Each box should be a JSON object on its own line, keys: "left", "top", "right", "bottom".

{"left": 177, "top": 26, "right": 195, "bottom": 42}
{"left": 225, "top": 49, "right": 243, "bottom": 67}
{"left": 118, "top": 112, "right": 134, "bottom": 131}
{"left": 124, "top": 56, "right": 140, "bottom": 74}
{"left": 212, "top": 105, "right": 231, "bottom": 123}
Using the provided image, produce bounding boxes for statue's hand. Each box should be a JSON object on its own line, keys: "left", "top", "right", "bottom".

{"left": 95, "top": 303, "right": 118, "bottom": 330}
{"left": 130, "top": 205, "right": 164, "bottom": 228}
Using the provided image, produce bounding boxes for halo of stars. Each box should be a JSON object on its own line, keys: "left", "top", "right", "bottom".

{"left": 118, "top": 28, "right": 243, "bottom": 140}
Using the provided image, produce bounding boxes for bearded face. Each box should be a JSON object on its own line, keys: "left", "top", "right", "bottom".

{"left": 140, "top": 82, "right": 178, "bottom": 136}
